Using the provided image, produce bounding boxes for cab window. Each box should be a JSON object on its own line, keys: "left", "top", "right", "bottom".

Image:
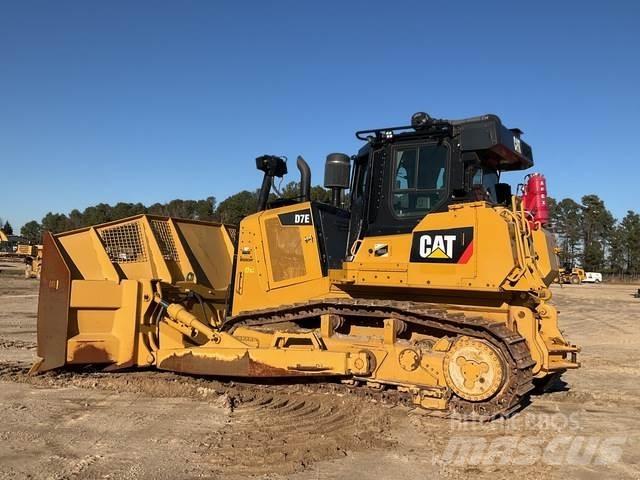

{"left": 471, "top": 167, "right": 499, "bottom": 202}
{"left": 392, "top": 144, "right": 448, "bottom": 217}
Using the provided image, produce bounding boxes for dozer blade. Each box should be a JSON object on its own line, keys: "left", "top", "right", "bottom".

{"left": 31, "top": 232, "right": 72, "bottom": 374}
{"left": 30, "top": 215, "right": 236, "bottom": 375}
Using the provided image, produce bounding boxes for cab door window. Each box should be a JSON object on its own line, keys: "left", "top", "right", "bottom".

{"left": 471, "top": 167, "right": 499, "bottom": 202}
{"left": 392, "top": 144, "right": 448, "bottom": 217}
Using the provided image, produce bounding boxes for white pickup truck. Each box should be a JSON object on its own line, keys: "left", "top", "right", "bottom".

{"left": 583, "top": 272, "right": 603, "bottom": 283}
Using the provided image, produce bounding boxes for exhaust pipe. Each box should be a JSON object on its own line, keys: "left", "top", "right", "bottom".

{"left": 296, "top": 156, "right": 311, "bottom": 202}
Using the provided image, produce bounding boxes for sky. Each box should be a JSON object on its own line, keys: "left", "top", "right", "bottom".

{"left": 1, "top": 0, "right": 639, "bottom": 230}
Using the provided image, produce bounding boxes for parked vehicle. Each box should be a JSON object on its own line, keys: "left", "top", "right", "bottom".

{"left": 583, "top": 272, "right": 603, "bottom": 283}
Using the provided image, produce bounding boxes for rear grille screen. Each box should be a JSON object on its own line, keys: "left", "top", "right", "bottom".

{"left": 99, "top": 221, "right": 147, "bottom": 264}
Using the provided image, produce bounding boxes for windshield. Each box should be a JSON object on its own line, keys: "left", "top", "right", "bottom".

{"left": 391, "top": 144, "right": 448, "bottom": 217}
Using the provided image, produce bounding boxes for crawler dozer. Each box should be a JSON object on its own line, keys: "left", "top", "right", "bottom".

{"left": 555, "top": 266, "right": 586, "bottom": 285}
{"left": 17, "top": 244, "right": 43, "bottom": 279}
{"left": 32, "top": 112, "right": 580, "bottom": 420}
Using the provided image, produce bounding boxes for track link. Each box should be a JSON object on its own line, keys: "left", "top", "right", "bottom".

{"left": 224, "top": 299, "right": 536, "bottom": 421}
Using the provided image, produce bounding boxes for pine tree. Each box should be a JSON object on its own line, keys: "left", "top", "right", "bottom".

{"left": 20, "top": 221, "right": 42, "bottom": 244}
{"left": 2, "top": 221, "right": 13, "bottom": 235}
{"left": 620, "top": 211, "right": 640, "bottom": 273}
{"left": 551, "top": 198, "right": 583, "bottom": 267}
{"left": 580, "top": 195, "right": 614, "bottom": 271}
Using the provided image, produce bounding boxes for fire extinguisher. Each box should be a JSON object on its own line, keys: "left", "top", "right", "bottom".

{"left": 521, "top": 173, "right": 549, "bottom": 227}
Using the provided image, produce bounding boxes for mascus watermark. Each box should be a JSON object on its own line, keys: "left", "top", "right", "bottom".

{"left": 434, "top": 413, "right": 626, "bottom": 466}
{"left": 434, "top": 435, "right": 626, "bottom": 466}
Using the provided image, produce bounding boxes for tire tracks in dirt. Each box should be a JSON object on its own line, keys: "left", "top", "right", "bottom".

{"left": 0, "top": 362, "right": 396, "bottom": 476}
{"left": 0, "top": 337, "right": 37, "bottom": 350}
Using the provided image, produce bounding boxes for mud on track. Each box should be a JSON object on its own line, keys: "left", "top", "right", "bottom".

{"left": 1, "top": 274, "right": 639, "bottom": 479}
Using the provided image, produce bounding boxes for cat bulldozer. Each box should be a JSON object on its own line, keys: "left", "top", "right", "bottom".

{"left": 17, "top": 244, "right": 43, "bottom": 279}
{"left": 555, "top": 266, "right": 586, "bottom": 285}
{"left": 32, "top": 112, "right": 580, "bottom": 420}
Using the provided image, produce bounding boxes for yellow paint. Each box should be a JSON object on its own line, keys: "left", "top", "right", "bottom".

{"left": 33, "top": 198, "right": 580, "bottom": 414}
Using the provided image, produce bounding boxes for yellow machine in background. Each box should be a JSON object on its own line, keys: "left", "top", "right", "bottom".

{"left": 32, "top": 112, "right": 580, "bottom": 420}
{"left": 555, "top": 266, "right": 586, "bottom": 285}
{"left": 17, "top": 244, "right": 43, "bottom": 279}
{"left": 0, "top": 230, "right": 10, "bottom": 253}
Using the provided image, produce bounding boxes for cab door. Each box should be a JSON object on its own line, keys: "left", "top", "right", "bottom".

{"left": 259, "top": 202, "right": 323, "bottom": 289}
{"left": 346, "top": 150, "right": 373, "bottom": 258}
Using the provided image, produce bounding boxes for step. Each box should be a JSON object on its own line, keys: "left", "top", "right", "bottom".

{"left": 546, "top": 343, "right": 581, "bottom": 355}
{"left": 546, "top": 360, "right": 581, "bottom": 371}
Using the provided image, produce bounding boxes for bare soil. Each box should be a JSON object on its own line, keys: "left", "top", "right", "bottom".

{"left": 0, "top": 271, "right": 638, "bottom": 479}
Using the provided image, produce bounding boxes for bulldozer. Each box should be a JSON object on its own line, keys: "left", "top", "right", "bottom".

{"left": 31, "top": 112, "right": 580, "bottom": 420}
{"left": 554, "top": 266, "right": 586, "bottom": 285}
{"left": 17, "top": 244, "right": 43, "bottom": 279}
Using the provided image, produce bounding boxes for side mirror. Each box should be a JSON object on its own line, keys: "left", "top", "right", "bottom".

{"left": 495, "top": 183, "right": 512, "bottom": 206}
{"left": 324, "top": 153, "right": 351, "bottom": 207}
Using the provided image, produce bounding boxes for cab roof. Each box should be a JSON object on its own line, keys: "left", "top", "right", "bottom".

{"left": 356, "top": 113, "right": 533, "bottom": 171}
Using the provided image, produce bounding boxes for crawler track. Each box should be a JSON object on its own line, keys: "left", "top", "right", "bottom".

{"left": 225, "top": 299, "right": 536, "bottom": 421}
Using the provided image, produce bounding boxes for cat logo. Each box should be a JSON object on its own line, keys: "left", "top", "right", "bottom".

{"left": 410, "top": 227, "right": 474, "bottom": 264}
{"left": 419, "top": 234, "right": 456, "bottom": 259}
{"left": 514, "top": 135, "right": 522, "bottom": 154}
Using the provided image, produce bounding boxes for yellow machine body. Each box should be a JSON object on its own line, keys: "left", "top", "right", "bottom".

{"left": 31, "top": 113, "right": 580, "bottom": 420}
{"left": 33, "top": 203, "right": 578, "bottom": 419}
{"left": 16, "top": 244, "right": 38, "bottom": 257}
{"left": 231, "top": 200, "right": 576, "bottom": 379}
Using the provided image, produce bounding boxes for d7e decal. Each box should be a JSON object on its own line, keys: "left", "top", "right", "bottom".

{"left": 278, "top": 209, "right": 313, "bottom": 226}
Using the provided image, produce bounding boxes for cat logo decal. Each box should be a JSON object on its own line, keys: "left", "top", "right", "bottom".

{"left": 410, "top": 227, "right": 474, "bottom": 264}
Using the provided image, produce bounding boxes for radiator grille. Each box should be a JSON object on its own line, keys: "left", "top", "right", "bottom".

{"left": 99, "top": 222, "right": 147, "bottom": 264}
{"left": 225, "top": 225, "right": 238, "bottom": 244}
{"left": 151, "top": 220, "right": 180, "bottom": 262}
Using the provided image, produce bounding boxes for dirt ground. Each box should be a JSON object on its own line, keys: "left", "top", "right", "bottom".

{"left": 0, "top": 261, "right": 639, "bottom": 479}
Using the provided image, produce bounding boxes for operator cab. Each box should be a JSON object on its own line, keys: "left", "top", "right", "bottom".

{"left": 345, "top": 112, "right": 533, "bottom": 252}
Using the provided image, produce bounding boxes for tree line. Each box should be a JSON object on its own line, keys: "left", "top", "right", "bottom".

{"left": 548, "top": 195, "right": 639, "bottom": 275}
{"left": 10, "top": 188, "right": 639, "bottom": 275}
{"left": 16, "top": 181, "right": 331, "bottom": 243}
{"left": 0, "top": 219, "right": 14, "bottom": 236}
